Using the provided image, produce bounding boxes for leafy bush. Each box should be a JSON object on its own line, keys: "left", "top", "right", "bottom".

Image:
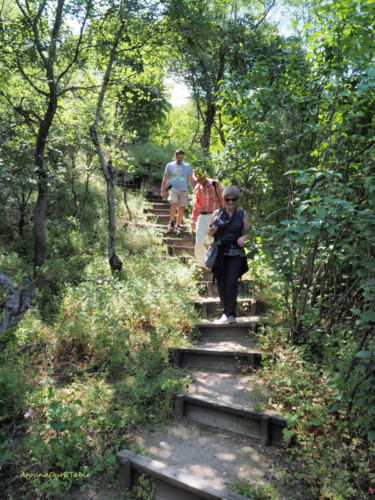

{"left": 1, "top": 212, "right": 197, "bottom": 499}
{"left": 258, "top": 330, "right": 375, "bottom": 500}
{"left": 0, "top": 361, "right": 29, "bottom": 426}
{"left": 231, "top": 480, "right": 279, "bottom": 500}
{"left": 125, "top": 142, "right": 175, "bottom": 182}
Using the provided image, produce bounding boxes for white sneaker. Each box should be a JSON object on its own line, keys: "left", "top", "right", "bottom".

{"left": 215, "top": 314, "right": 227, "bottom": 323}
{"left": 227, "top": 315, "right": 237, "bottom": 323}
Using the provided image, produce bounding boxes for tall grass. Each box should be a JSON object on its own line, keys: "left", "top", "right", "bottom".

{"left": 0, "top": 185, "right": 198, "bottom": 499}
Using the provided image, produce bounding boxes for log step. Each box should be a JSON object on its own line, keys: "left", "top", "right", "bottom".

{"left": 194, "top": 298, "right": 265, "bottom": 317}
{"left": 174, "top": 392, "right": 287, "bottom": 446}
{"left": 144, "top": 208, "right": 171, "bottom": 216}
{"left": 146, "top": 194, "right": 163, "bottom": 202}
{"left": 194, "top": 320, "right": 260, "bottom": 344}
{"left": 124, "top": 182, "right": 138, "bottom": 190}
{"left": 172, "top": 347, "right": 264, "bottom": 372}
{"left": 198, "top": 280, "right": 256, "bottom": 298}
{"left": 164, "top": 237, "right": 195, "bottom": 247}
{"left": 152, "top": 202, "right": 170, "bottom": 209}
{"left": 168, "top": 245, "right": 195, "bottom": 257}
{"left": 147, "top": 214, "right": 171, "bottom": 224}
{"left": 116, "top": 449, "right": 249, "bottom": 500}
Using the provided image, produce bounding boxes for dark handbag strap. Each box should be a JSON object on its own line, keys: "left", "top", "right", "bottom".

{"left": 212, "top": 208, "right": 237, "bottom": 247}
{"left": 216, "top": 207, "right": 236, "bottom": 233}
{"left": 212, "top": 180, "right": 217, "bottom": 198}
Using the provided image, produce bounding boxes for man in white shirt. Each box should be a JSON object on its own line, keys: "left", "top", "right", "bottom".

{"left": 160, "top": 149, "right": 195, "bottom": 231}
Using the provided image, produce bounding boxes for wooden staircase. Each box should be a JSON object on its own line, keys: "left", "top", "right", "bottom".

{"left": 116, "top": 193, "right": 288, "bottom": 499}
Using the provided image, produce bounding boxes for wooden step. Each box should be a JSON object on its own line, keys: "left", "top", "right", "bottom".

{"left": 146, "top": 194, "right": 163, "bottom": 202}
{"left": 174, "top": 392, "right": 287, "bottom": 446}
{"left": 144, "top": 208, "right": 171, "bottom": 216}
{"left": 194, "top": 298, "right": 265, "bottom": 317}
{"left": 152, "top": 201, "right": 170, "bottom": 209}
{"left": 168, "top": 245, "right": 195, "bottom": 257}
{"left": 170, "top": 227, "right": 191, "bottom": 237}
{"left": 198, "top": 280, "right": 255, "bottom": 298}
{"left": 162, "top": 227, "right": 191, "bottom": 237}
{"left": 195, "top": 320, "right": 260, "bottom": 343}
{"left": 172, "top": 347, "right": 264, "bottom": 372}
{"left": 147, "top": 213, "right": 171, "bottom": 224}
{"left": 164, "top": 237, "right": 195, "bottom": 247}
{"left": 116, "top": 449, "right": 249, "bottom": 500}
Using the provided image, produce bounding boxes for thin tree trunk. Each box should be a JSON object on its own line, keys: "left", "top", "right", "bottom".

{"left": 89, "top": 23, "right": 125, "bottom": 272}
{"left": 200, "top": 47, "right": 226, "bottom": 156}
{"left": 33, "top": 93, "right": 58, "bottom": 282}
{"left": 200, "top": 101, "right": 216, "bottom": 157}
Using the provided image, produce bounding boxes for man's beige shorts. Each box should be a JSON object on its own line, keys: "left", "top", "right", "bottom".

{"left": 168, "top": 187, "right": 189, "bottom": 207}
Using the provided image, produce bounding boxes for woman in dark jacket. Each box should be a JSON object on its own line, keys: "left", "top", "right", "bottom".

{"left": 208, "top": 185, "right": 249, "bottom": 323}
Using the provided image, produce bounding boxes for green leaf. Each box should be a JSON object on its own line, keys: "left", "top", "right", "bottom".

{"left": 368, "top": 431, "right": 375, "bottom": 441}
{"left": 49, "top": 402, "right": 61, "bottom": 414}
{"left": 72, "top": 416, "right": 85, "bottom": 428}
{"left": 282, "top": 428, "right": 295, "bottom": 443}
{"left": 50, "top": 419, "right": 65, "bottom": 431}
{"left": 0, "top": 441, "right": 11, "bottom": 463}
{"left": 315, "top": 207, "right": 327, "bottom": 218}
{"left": 355, "top": 350, "right": 372, "bottom": 359}
{"left": 361, "top": 310, "right": 375, "bottom": 322}
{"left": 296, "top": 204, "right": 309, "bottom": 215}
{"left": 310, "top": 418, "right": 323, "bottom": 426}
{"left": 48, "top": 387, "right": 56, "bottom": 399}
{"left": 106, "top": 454, "right": 117, "bottom": 464}
{"left": 329, "top": 403, "right": 342, "bottom": 412}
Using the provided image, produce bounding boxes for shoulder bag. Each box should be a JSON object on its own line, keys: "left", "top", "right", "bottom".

{"left": 204, "top": 209, "right": 235, "bottom": 270}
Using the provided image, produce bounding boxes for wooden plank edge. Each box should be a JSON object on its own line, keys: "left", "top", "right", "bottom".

{"left": 116, "top": 449, "right": 250, "bottom": 500}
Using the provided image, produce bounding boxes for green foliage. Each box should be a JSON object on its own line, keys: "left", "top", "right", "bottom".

{"left": 117, "top": 79, "right": 171, "bottom": 143}
{"left": 231, "top": 479, "right": 279, "bottom": 500}
{"left": 160, "top": 103, "right": 202, "bottom": 159}
{"left": 24, "top": 388, "right": 89, "bottom": 497}
{"left": 123, "top": 142, "right": 175, "bottom": 183}
{"left": 261, "top": 165, "right": 375, "bottom": 440}
{"left": 0, "top": 360, "right": 29, "bottom": 425}
{"left": 258, "top": 329, "right": 375, "bottom": 500}
{"left": 0, "top": 204, "right": 196, "bottom": 498}
{"left": 123, "top": 473, "right": 155, "bottom": 499}
{"left": 51, "top": 251, "right": 196, "bottom": 376}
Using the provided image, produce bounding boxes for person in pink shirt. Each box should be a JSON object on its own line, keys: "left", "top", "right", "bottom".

{"left": 190, "top": 168, "right": 224, "bottom": 268}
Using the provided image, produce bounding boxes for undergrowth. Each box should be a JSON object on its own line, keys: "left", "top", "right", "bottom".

{"left": 1, "top": 185, "right": 374, "bottom": 499}
{"left": 0, "top": 188, "right": 198, "bottom": 499}
{"left": 256, "top": 324, "right": 375, "bottom": 500}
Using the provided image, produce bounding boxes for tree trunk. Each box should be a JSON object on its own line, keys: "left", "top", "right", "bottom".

{"left": 200, "top": 47, "right": 226, "bottom": 156}
{"left": 107, "top": 160, "right": 122, "bottom": 271}
{"left": 33, "top": 95, "right": 58, "bottom": 281}
{"left": 90, "top": 125, "right": 122, "bottom": 272}
{"left": 89, "top": 23, "right": 125, "bottom": 273}
{"left": 200, "top": 101, "right": 216, "bottom": 157}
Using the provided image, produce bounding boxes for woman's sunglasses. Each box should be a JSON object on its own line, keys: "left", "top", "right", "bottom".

{"left": 224, "top": 197, "right": 238, "bottom": 202}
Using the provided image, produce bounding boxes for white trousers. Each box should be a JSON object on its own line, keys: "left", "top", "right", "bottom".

{"left": 194, "top": 213, "right": 214, "bottom": 267}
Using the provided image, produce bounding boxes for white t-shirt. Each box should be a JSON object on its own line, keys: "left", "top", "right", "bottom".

{"left": 164, "top": 161, "right": 192, "bottom": 191}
